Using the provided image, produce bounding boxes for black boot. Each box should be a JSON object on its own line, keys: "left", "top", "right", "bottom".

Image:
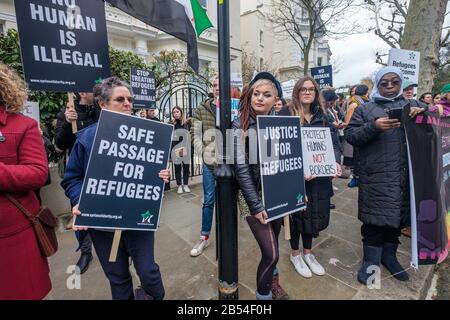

{"left": 76, "top": 253, "right": 93, "bottom": 274}
{"left": 357, "top": 245, "right": 382, "bottom": 285}
{"left": 381, "top": 242, "right": 409, "bottom": 281}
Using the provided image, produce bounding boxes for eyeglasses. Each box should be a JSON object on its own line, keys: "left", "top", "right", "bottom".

{"left": 113, "top": 96, "right": 134, "bottom": 103}
{"left": 379, "top": 80, "right": 401, "bottom": 88}
{"left": 299, "top": 87, "right": 316, "bottom": 94}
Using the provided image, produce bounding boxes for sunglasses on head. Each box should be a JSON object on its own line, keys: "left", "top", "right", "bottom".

{"left": 113, "top": 96, "right": 134, "bottom": 103}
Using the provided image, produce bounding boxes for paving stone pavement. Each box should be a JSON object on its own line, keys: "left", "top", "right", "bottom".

{"left": 45, "top": 178, "right": 434, "bottom": 300}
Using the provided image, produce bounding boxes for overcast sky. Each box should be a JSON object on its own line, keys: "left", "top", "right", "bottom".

{"left": 328, "top": 32, "right": 391, "bottom": 88}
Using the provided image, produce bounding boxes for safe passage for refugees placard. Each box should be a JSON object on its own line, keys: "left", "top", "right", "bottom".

{"left": 257, "top": 116, "right": 307, "bottom": 222}
{"left": 75, "top": 110, "right": 173, "bottom": 231}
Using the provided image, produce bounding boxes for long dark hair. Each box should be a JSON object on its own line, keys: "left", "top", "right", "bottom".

{"left": 239, "top": 79, "right": 277, "bottom": 131}
{"left": 289, "top": 76, "right": 325, "bottom": 124}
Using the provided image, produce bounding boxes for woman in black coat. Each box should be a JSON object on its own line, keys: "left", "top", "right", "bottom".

{"left": 171, "top": 106, "right": 191, "bottom": 194}
{"left": 279, "top": 76, "right": 342, "bottom": 278}
{"left": 233, "top": 72, "right": 289, "bottom": 300}
{"left": 345, "top": 66, "right": 425, "bottom": 284}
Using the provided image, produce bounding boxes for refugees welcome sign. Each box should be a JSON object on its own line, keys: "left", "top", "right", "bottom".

{"left": 75, "top": 110, "right": 173, "bottom": 231}
{"left": 257, "top": 116, "right": 306, "bottom": 222}
{"left": 14, "top": 0, "right": 110, "bottom": 92}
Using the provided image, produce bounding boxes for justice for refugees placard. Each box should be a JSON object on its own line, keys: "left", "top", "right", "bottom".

{"left": 257, "top": 116, "right": 306, "bottom": 222}
{"left": 130, "top": 68, "right": 156, "bottom": 108}
{"left": 75, "top": 110, "right": 174, "bottom": 231}
{"left": 14, "top": 0, "right": 110, "bottom": 92}
{"left": 301, "top": 127, "right": 337, "bottom": 177}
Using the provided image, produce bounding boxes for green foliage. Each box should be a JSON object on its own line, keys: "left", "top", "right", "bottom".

{"left": 0, "top": 29, "right": 68, "bottom": 124}
{"left": 0, "top": 29, "right": 212, "bottom": 131}
{"left": 109, "top": 46, "right": 152, "bottom": 82}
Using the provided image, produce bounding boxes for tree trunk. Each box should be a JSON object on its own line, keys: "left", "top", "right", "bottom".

{"left": 401, "top": 0, "right": 447, "bottom": 94}
{"left": 303, "top": 41, "right": 313, "bottom": 76}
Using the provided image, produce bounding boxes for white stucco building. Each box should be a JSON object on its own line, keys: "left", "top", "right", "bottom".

{"left": 0, "top": 0, "right": 241, "bottom": 75}
{"left": 240, "top": 0, "right": 332, "bottom": 82}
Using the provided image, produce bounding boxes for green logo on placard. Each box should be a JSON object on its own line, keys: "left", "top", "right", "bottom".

{"left": 409, "top": 52, "right": 416, "bottom": 60}
{"left": 140, "top": 210, "right": 154, "bottom": 224}
{"left": 296, "top": 193, "right": 304, "bottom": 206}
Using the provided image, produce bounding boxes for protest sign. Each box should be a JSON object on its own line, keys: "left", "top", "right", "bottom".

{"left": 130, "top": 68, "right": 156, "bottom": 108}
{"left": 406, "top": 113, "right": 450, "bottom": 267}
{"left": 231, "top": 72, "right": 243, "bottom": 90}
{"left": 257, "top": 116, "right": 306, "bottom": 222}
{"left": 281, "top": 79, "right": 296, "bottom": 100}
{"left": 14, "top": 0, "right": 110, "bottom": 92}
{"left": 23, "top": 101, "right": 40, "bottom": 124}
{"left": 231, "top": 98, "right": 239, "bottom": 122}
{"left": 75, "top": 110, "right": 173, "bottom": 231}
{"left": 311, "top": 65, "right": 333, "bottom": 90}
{"left": 301, "top": 127, "right": 337, "bottom": 177}
{"left": 388, "top": 48, "right": 420, "bottom": 84}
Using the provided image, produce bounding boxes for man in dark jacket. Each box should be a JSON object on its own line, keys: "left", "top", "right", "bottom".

{"left": 345, "top": 67, "right": 425, "bottom": 286}
{"left": 146, "top": 107, "right": 160, "bottom": 122}
{"left": 55, "top": 91, "right": 99, "bottom": 274}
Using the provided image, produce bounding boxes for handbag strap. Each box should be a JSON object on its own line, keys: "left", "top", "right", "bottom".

{"left": 5, "top": 193, "right": 34, "bottom": 221}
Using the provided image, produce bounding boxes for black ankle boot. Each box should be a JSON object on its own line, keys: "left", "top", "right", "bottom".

{"left": 381, "top": 242, "right": 409, "bottom": 281}
{"left": 357, "top": 245, "right": 382, "bottom": 285}
{"left": 76, "top": 253, "right": 93, "bottom": 274}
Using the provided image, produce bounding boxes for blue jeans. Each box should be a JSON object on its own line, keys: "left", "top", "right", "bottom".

{"left": 201, "top": 165, "right": 216, "bottom": 236}
{"left": 89, "top": 229, "right": 165, "bottom": 300}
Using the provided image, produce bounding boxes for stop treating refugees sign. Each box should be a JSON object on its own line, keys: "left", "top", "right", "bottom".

{"left": 301, "top": 127, "right": 337, "bottom": 177}
{"left": 14, "top": 0, "right": 110, "bottom": 92}
{"left": 130, "top": 68, "right": 156, "bottom": 108}
{"left": 75, "top": 110, "right": 173, "bottom": 231}
{"left": 257, "top": 116, "right": 306, "bottom": 222}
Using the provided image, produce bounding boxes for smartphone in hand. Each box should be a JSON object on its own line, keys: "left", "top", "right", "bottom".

{"left": 387, "top": 107, "right": 403, "bottom": 122}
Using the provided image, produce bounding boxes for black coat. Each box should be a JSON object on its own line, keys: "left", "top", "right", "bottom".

{"left": 279, "top": 105, "right": 334, "bottom": 236}
{"left": 232, "top": 117, "right": 265, "bottom": 215}
{"left": 344, "top": 97, "right": 411, "bottom": 228}
{"left": 171, "top": 120, "right": 191, "bottom": 150}
{"left": 54, "top": 101, "right": 100, "bottom": 153}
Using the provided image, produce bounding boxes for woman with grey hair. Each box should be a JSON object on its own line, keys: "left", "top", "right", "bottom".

{"left": 62, "top": 76, "right": 170, "bottom": 300}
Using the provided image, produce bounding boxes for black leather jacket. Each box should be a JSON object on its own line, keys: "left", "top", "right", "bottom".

{"left": 232, "top": 117, "right": 264, "bottom": 215}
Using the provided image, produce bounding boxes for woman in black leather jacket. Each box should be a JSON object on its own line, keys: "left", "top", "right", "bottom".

{"left": 233, "top": 72, "right": 288, "bottom": 300}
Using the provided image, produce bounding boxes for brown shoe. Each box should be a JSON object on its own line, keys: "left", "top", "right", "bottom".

{"left": 401, "top": 227, "right": 411, "bottom": 238}
{"left": 271, "top": 275, "right": 289, "bottom": 300}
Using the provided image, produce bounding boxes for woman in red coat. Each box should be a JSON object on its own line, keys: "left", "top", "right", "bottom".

{"left": 0, "top": 62, "right": 51, "bottom": 299}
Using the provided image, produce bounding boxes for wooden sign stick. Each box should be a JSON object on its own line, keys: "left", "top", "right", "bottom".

{"left": 68, "top": 92, "right": 78, "bottom": 133}
{"left": 284, "top": 216, "right": 291, "bottom": 241}
{"left": 109, "top": 230, "right": 122, "bottom": 262}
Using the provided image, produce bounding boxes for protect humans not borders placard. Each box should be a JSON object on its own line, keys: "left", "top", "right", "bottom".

{"left": 301, "top": 127, "right": 337, "bottom": 177}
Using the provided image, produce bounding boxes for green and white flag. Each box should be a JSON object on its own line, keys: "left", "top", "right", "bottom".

{"left": 176, "top": 0, "right": 214, "bottom": 37}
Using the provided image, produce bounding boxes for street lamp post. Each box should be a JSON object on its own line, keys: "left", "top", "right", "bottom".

{"left": 215, "top": 0, "right": 238, "bottom": 300}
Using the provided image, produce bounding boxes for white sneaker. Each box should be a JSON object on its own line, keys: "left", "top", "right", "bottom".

{"left": 190, "top": 238, "right": 209, "bottom": 257}
{"left": 177, "top": 185, "right": 183, "bottom": 194}
{"left": 183, "top": 185, "right": 191, "bottom": 193}
{"left": 303, "top": 253, "right": 325, "bottom": 276}
{"left": 290, "top": 254, "right": 312, "bottom": 278}
{"left": 333, "top": 185, "right": 339, "bottom": 191}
